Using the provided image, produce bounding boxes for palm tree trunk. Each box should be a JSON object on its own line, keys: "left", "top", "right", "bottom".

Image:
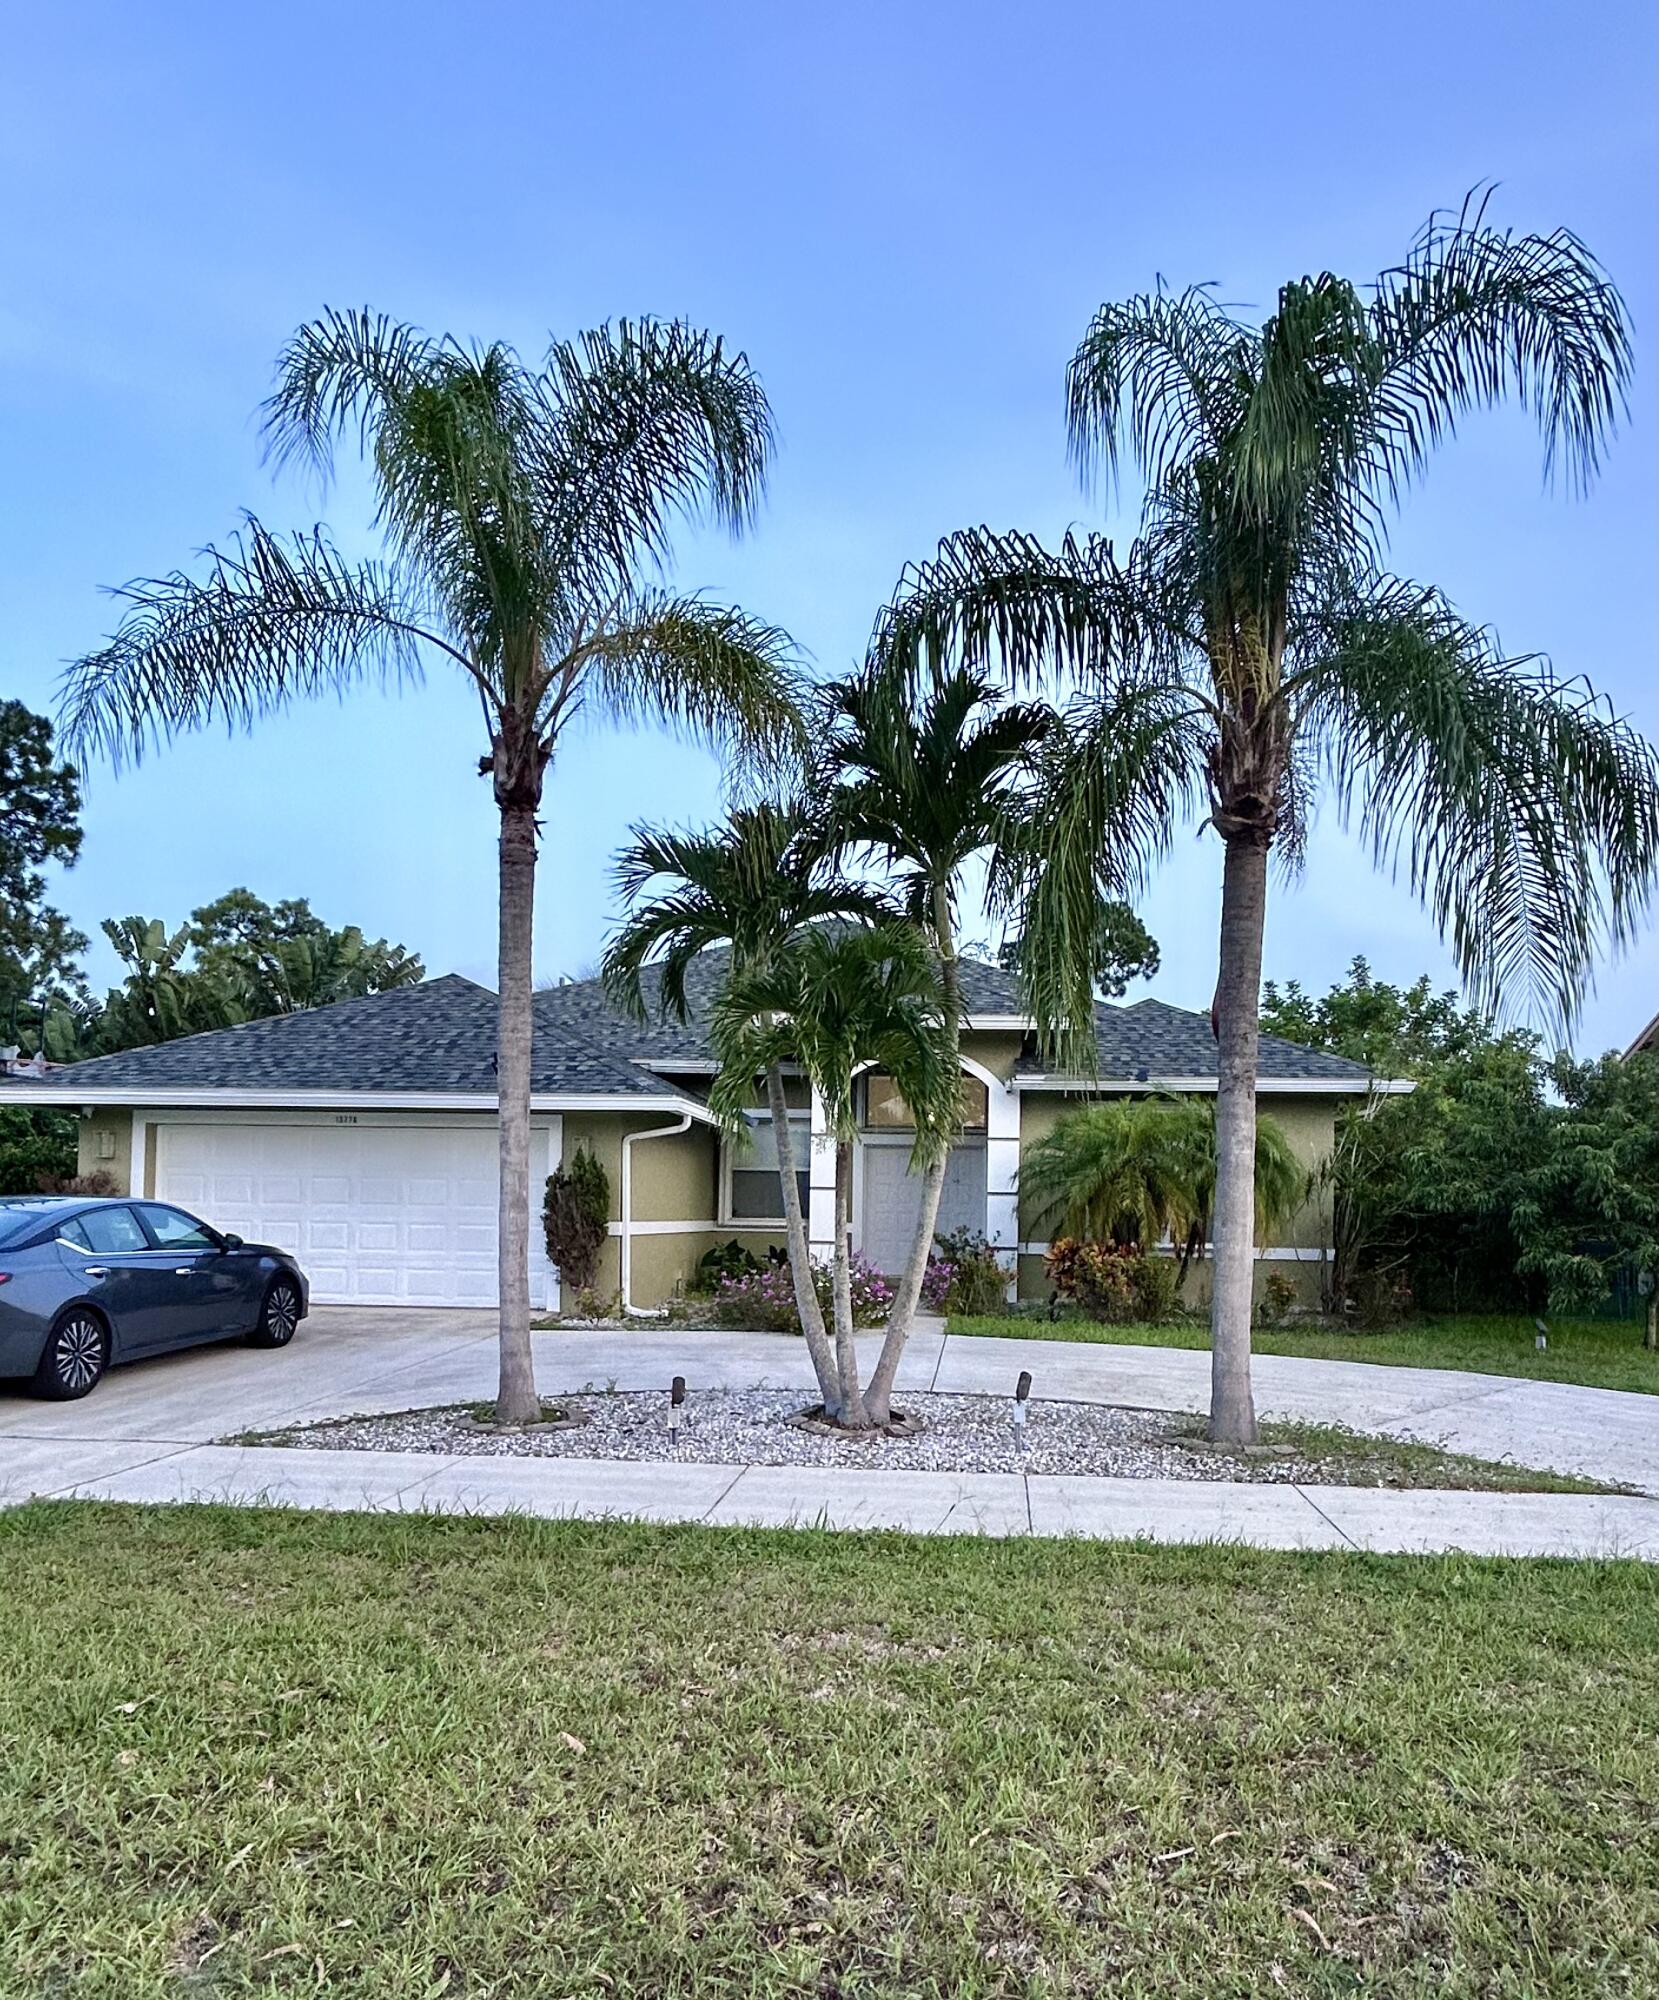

{"left": 832, "top": 1138, "right": 869, "bottom": 1428}
{"left": 864, "top": 891, "right": 958, "bottom": 1426}
{"left": 494, "top": 790, "right": 542, "bottom": 1427}
{"left": 1209, "top": 833, "right": 1266, "bottom": 1445}
{"left": 765, "top": 1061, "right": 840, "bottom": 1415}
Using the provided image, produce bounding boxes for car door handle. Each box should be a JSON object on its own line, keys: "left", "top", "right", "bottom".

{"left": 173, "top": 1267, "right": 195, "bottom": 1276}
{"left": 83, "top": 1266, "right": 108, "bottom": 1278}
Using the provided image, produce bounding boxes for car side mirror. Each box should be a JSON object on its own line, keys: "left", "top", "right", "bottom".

{"left": 222, "top": 1233, "right": 244, "bottom": 1250}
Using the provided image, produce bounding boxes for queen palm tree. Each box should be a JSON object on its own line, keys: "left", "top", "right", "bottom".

{"left": 59, "top": 311, "right": 802, "bottom": 1425}
{"left": 601, "top": 802, "right": 893, "bottom": 1413}
{"left": 868, "top": 195, "right": 1659, "bottom": 1442}
{"left": 708, "top": 922, "right": 957, "bottom": 1428}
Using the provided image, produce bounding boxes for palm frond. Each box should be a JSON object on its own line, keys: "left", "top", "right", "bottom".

{"left": 537, "top": 320, "right": 775, "bottom": 595}
{"left": 1367, "top": 188, "right": 1633, "bottom": 496}
{"left": 1066, "top": 285, "right": 1253, "bottom": 498}
{"left": 601, "top": 803, "right": 893, "bottom": 1023}
{"left": 1296, "top": 576, "right": 1659, "bottom": 1026}
{"left": 58, "top": 519, "right": 450, "bottom": 770}
{"left": 708, "top": 921, "right": 955, "bottom": 1162}
{"left": 261, "top": 307, "right": 437, "bottom": 482}
{"left": 869, "top": 528, "right": 1171, "bottom": 692}
{"left": 579, "top": 594, "right": 807, "bottom": 789}
{"left": 999, "top": 677, "right": 1208, "bottom": 1068}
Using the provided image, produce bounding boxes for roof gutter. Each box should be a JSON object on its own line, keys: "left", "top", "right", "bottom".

{"left": 0, "top": 1085, "right": 721, "bottom": 1119}
{"left": 619, "top": 1113, "right": 695, "bottom": 1317}
{"left": 1011, "top": 1075, "right": 1415, "bottom": 1096}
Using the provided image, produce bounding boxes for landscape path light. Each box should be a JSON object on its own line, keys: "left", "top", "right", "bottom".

{"left": 1013, "top": 1370, "right": 1033, "bottom": 1454}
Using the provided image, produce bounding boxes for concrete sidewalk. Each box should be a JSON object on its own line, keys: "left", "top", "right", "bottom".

{"left": 8, "top": 1437, "right": 1657, "bottom": 1559}
{"left": 3, "top": 1307, "right": 1655, "bottom": 1558}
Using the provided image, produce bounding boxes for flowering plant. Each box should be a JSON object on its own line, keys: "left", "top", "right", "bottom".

{"left": 709, "top": 1253, "right": 894, "bottom": 1334}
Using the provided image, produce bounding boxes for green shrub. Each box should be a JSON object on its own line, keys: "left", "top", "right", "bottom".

{"left": 0, "top": 1107, "right": 77, "bottom": 1194}
{"left": 691, "top": 1238, "right": 765, "bottom": 1294}
{"left": 1044, "top": 1239, "right": 1178, "bottom": 1324}
{"left": 1259, "top": 1270, "right": 1300, "bottom": 1326}
{"left": 543, "top": 1145, "right": 610, "bottom": 1293}
{"left": 1129, "top": 1251, "right": 1180, "bottom": 1322}
{"left": 932, "top": 1228, "right": 1009, "bottom": 1315}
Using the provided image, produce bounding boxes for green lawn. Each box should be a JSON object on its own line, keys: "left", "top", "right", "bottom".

{"left": 2, "top": 1506, "right": 1654, "bottom": 1998}
{"left": 949, "top": 1310, "right": 1659, "bottom": 1394}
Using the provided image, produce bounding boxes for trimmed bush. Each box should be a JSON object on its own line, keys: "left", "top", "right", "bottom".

{"left": 543, "top": 1145, "right": 610, "bottom": 1293}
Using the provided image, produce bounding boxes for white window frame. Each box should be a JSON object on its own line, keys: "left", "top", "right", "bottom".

{"left": 719, "top": 1108, "right": 812, "bottom": 1228}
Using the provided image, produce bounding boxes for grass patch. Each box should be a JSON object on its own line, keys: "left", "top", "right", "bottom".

{"left": 1235, "top": 1421, "right": 1622, "bottom": 1494}
{"left": 1, "top": 1504, "right": 1654, "bottom": 1997}
{"left": 950, "top": 1310, "right": 1659, "bottom": 1394}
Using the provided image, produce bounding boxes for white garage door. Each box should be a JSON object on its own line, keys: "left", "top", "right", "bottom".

{"left": 155, "top": 1122, "right": 501, "bottom": 1306}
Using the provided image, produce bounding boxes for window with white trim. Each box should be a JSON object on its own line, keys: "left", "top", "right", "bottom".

{"left": 723, "top": 1112, "right": 811, "bottom": 1224}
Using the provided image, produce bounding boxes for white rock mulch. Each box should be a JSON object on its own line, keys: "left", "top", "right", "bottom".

{"left": 238, "top": 1387, "right": 1378, "bottom": 1485}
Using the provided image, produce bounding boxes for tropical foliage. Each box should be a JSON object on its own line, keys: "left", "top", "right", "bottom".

{"left": 1020, "top": 1098, "right": 1308, "bottom": 1278}
{"left": 602, "top": 801, "right": 892, "bottom": 1410}
{"left": 60, "top": 309, "right": 801, "bottom": 1424}
{"left": 1274, "top": 962, "right": 1659, "bottom": 1322}
{"left": 708, "top": 922, "right": 957, "bottom": 1427}
{"left": 868, "top": 193, "right": 1658, "bottom": 1441}
{"left": 0, "top": 701, "right": 89, "bottom": 1049}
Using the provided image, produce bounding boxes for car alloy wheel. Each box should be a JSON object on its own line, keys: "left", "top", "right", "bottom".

{"left": 54, "top": 1313, "right": 106, "bottom": 1393}
{"left": 262, "top": 1283, "right": 300, "bottom": 1345}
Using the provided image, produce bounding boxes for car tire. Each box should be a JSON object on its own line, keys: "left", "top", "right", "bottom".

{"left": 247, "top": 1278, "right": 302, "bottom": 1349}
{"left": 31, "top": 1309, "right": 110, "bottom": 1400}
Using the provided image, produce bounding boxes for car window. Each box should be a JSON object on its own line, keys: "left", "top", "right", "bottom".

{"left": 57, "top": 1217, "right": 93, "bottom": 1251}
{"left": 136, "top": 1204, "right": 218, "bottom": 1251}
{"left": 74, "top": 1206, "right": 150, "bottom": 1255}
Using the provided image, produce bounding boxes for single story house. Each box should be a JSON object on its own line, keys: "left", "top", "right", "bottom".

{"left": 0, "top": 954, "right": 1403, "bottom": 1311}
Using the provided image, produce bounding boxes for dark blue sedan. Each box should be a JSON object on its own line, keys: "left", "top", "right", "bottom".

{"left": 0, "top": 1196, "right": 309, "bottom": 1399}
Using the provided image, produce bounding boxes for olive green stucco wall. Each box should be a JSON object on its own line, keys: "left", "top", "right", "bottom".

{"left": 76, "top": 1110, "right": 133, "bottom": 1193}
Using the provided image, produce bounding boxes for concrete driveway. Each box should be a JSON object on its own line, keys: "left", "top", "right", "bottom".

{"left": 3, "top": 1306, "right": 1655, "bottom": 1555}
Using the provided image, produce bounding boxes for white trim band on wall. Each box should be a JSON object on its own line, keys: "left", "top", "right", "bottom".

{"left": 1016, "top": 1241, "right": 1333, "bottom": 1261}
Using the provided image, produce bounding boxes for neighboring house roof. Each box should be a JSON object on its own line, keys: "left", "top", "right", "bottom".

{"left": 1624, "top": 1012, "right": 1659, "bottom": 1060}
{"left": 0, "top": 951, "right": 1386, "bottom": 1105}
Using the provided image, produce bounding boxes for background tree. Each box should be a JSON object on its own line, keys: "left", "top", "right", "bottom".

{"left": 998, "top": 899, "right": 1159, "bottom": 1000}
{"left": 60, "top": 310, "right": 801, "bottom": 1425}
{"left": 1283, "top": 960, "right": 1658, "bottom": 1325}
{"left": 186, "top": 889, "right": 423, "bottom": 1015}
{"left": 0, "top": 700, "right": 89, "bottom": 1052}
{"left": 709, "top": 922, "right": 956, "bottom": 1428}
{"left": 602, "top": 802, "right": 892, "bottom": 1410}
{"left": 869, "top": 195, "right": 1657, "bottom": 1442}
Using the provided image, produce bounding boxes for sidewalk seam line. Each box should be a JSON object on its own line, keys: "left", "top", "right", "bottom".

{"left": 1293, "top": 1484, "right": 1359, "bottom": 1550}
{"left": 37, "top": 1441, "right": 200, "bottom": 1499}
{"left": 702, "top": 1466, "right": 749, "bottom": 1520}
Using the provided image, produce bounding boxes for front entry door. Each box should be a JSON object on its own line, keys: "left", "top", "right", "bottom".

{"left": 858, "top": 1138, "right": 988, "bottom": 1275}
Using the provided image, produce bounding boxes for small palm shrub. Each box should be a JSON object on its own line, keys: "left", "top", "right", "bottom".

{"left": 1045, "top": 1239, "right": 1181, "bottom": 1323}
{"left": 543, "top": 1145, "right": 610, "bottom": 1293}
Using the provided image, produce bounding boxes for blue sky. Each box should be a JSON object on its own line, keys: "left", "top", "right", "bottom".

{"left": 4, "top": 0, "right": 1654, "bottom": 1051}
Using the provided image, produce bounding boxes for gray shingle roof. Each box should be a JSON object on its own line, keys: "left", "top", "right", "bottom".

{"left": 36, "top": 975, "right": 703, "bottom": 1100}
{"left": 24, "top": 953, "right": 1373, "bottom": 1098}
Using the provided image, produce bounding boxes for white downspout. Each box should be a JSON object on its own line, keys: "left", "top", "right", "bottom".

{"left": 620, "top": 1113, "right": 694, "bottom": 1316}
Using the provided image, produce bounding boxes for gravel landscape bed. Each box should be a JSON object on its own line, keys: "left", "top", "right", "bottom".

{"left": 232, "top": 1388, "right": 1585, "bottom": 1488}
